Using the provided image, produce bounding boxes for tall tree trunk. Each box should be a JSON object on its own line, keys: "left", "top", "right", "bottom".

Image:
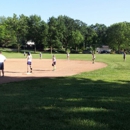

{"left": 76, "top": 46, "right": 77, "bottom": 51}
{"left": 34, "top": 45, "right": 36, "bottom": 53}
{"left": 118, "top": 44, "right": 120, "bottom": 54}
{"left": 50, "top": 46, "right": 52, "bottom": 54}
{"left": 17, "top": 44, "right": 20, "bottom": 52}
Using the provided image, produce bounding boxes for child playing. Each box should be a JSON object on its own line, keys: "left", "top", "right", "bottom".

{"left": 92, "top": 52, "right": 96, "bottom": 64}
{"left": 52, "top": 55, "right": 56, "bottom": 71}
{"left": 27, "top": 52, "right": 32, "bottom": 73}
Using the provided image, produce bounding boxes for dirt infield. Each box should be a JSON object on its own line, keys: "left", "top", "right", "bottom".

{"left": 0, "top": 59, "right": 107, "bottom": 84}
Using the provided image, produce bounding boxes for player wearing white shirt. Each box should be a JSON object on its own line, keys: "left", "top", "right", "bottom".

{"left": 27, "top": 52, "right": 32, "bottom": 73}
{"left": 67, "top": 52, "right": 70, "bottom": 60}
{"left": 52, "top": 55, "right": 56, "bottom": 71}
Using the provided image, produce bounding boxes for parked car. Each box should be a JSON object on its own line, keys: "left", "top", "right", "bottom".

{"left": 83, "top": 50, "right": 92, "bottom": 54}
{"left": 100, "top": 50, "right": 110, "bottom": 54}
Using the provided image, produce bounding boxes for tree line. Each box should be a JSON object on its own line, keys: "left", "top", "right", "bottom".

{"left": 0, "top": 14, "right": 130, "bottom": 53}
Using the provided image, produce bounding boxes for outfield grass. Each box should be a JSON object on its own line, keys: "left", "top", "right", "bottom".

{"left": 0, "top": 52, "right": 130, "bottom": 130}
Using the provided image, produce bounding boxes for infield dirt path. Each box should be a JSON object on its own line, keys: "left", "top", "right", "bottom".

{"left": 0, "top": 59, "right": 107, "bottom": 84}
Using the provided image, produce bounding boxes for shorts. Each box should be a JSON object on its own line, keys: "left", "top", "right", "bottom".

{"left": 52, "top": 62, "right": 56, "bottom": 66}
{"left": 0, "top": 62, "right": 4, "bottom": 70}
{"left": 27, "top": 61, "right": 32, "bottom": 65}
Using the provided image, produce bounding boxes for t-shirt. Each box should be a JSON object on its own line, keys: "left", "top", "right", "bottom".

{"left": 0, "top": 54, "right": 6, "bottom": 62}
{"left": 27, "top": 55, "right": 32, "bottom": 62}
{"left": 52, "top": 57, "right": 56, "bottom": 62}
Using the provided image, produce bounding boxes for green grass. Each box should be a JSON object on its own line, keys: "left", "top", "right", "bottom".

{"left": 0, "top": 52, "right": 130, "bottom": 130}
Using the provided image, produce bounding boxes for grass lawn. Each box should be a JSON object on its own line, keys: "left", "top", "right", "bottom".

{"left": 0, "top": 52, "right": 130, "bottom": 130}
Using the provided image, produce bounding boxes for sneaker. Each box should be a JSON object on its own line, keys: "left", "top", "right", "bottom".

{"left": 30, "top": 68, "right": 32, "bottom": 73}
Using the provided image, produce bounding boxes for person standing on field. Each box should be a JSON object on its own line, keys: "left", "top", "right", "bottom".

{"left": 24, "top": 52, "right": 26, "bottom": 56}
{"left": 27, "top": 52, "right": 32, "bottom": 73}
{"left": 92, "top": 52, "right": 96, "bottom": 64}
{"left": 123, "top": 50, "right": 126, "bottom": 61}
{"left": 39, "top": 52, "right": 42, "bottom": 59}
{"left": 52, "top": 55, "right": 56, "bottom": 71}
{"left": 0, "top": 51, "right": 6, "bottom": 77}
{"left": 67, "top": 52, "right": 70, "bottom": 60}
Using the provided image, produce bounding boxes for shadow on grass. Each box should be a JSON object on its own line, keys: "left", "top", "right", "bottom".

{"left": 0, "top": 76, "right": 130, "bottom": 130}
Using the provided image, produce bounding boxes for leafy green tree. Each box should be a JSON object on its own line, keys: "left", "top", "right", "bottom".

{"left": 85, "top": 26, "right": 98, "bottom": 52}
{"left": 0, "top": 16, "right": 7, "bottom": 24}
{"left": 61, "top": 16, "right": 77, "bottom": 50}
{"left": 69, "top": 30, "right": 84, "bottom": 51}
{"left": 5, "top": 14, "right": 28, "bottom": 52}
{"left": 47, "top": 17, "right": 62, "bottom": 53}
{"left": 38, "top": 21, "right": 48, "bottom": 50}
{"left": 94, "top": 24, "right": 107, "bottom": 46}
{"left": 74, "top": 20, "right": 88, "bottom": 49}
{"left": 106, "top": 22, "right": 130, "bottom": 52}
{"left": 0, "top": 18, "right": 16, "bottom": 48}
{"left": 27, "top": 15, "right": 48, "bottom": 52}
{"left": 57, "top": 16, "right": 66, "bottom": 48}
{"left": 18, "top": 14, "right": 29, "bottom": 48}
{"left": 84, "top": 24, "right": 107, "bottom": 53}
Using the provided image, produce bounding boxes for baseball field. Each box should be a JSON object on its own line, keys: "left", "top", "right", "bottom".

{"left": 0, "top": 52, "right": 130, "bottom": 130}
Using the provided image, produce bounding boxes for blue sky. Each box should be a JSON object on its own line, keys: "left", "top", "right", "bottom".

{"left": 0, "top": 0, "right": 130, "bottom": 26}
